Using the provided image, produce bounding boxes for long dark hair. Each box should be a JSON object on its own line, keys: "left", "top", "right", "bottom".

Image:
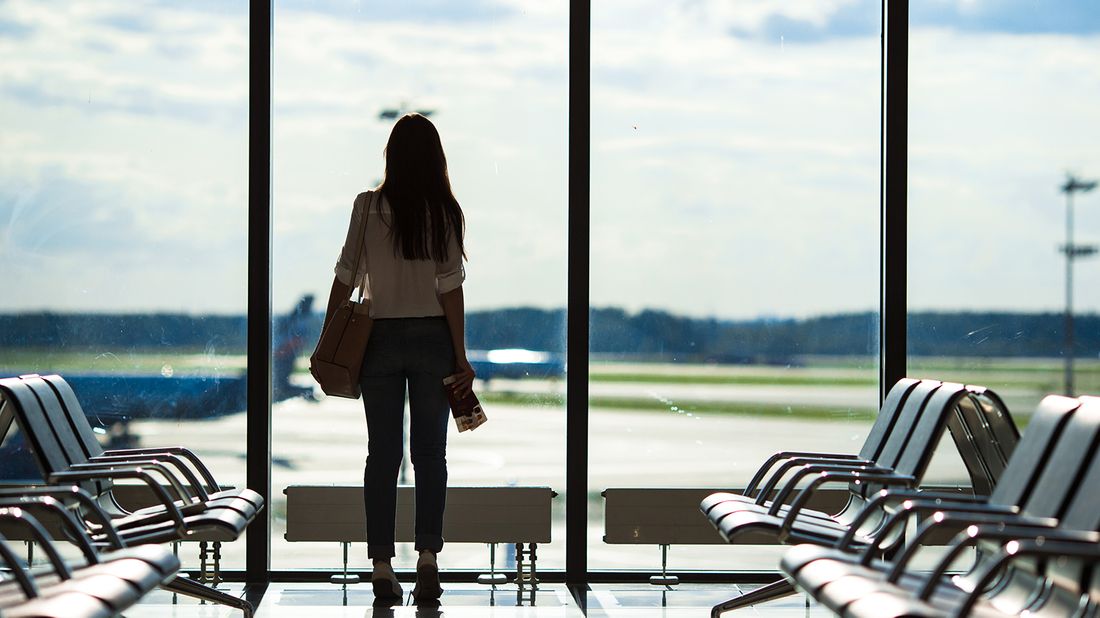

{"left": 378, "top": 113, "right": 465, "bottom": 262}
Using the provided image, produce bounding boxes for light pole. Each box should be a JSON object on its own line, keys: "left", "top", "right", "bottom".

{"left": 1060, "top": 173, "right": 1098, "bottom": 396}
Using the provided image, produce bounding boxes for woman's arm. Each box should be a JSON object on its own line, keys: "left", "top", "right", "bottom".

{"left": 440, "top": 285, "right": 476, "bottom": 397}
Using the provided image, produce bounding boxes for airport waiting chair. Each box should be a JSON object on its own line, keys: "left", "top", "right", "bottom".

{"left": 0, "top": 495, "right": 179, "bottom": 618}
{"left": 36, "top": 373, "right": 263, "bottom": 508}
{"left": 781, "top": 393, "right": 1081, "bottom": 607}
{"left": 0, "top": 374, "right": 260, "bottom": 529}
{"left": 735, "top": 377, "right": 923, "bottom": 507}
{"left": 781, "top": 395, "right": 1100, "bottom": 616}
{"left": 705, "top": 379, "right": 1015, "bottom": 526}
{"left": 0, "top": 374, "right": 257, "bottom": 616}
{"left": 701, "top": 378, "right": 936, "bottom": 533}
{"left": 701, "top": 381, "right": 1014, "bottom": 615}
{"left": 35, "top": 373, "right": 263, "bottom": 515}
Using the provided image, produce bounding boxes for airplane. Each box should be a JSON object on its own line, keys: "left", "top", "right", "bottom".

{"left": 56, "top": 294, "right": 318, "bottom": 426}
{"left": 468, "top": 348, "right": 564, "bottom": 383}
{"left": 378, "top": 101, "right": 435, "bottom": 121}
{"left": 0, "top": 296, "right": 319, "bottom": 480}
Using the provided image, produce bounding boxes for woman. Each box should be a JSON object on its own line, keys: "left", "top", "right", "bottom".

{"left": 322, "top": 113, "right": 475, "bottom": 605}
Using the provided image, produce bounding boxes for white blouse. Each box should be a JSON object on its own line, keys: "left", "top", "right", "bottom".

{"left": 334, "top": 190, "right": 466, "bottom": 319}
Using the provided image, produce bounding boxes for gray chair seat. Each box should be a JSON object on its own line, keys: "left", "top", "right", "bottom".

{"left": 46, "top": 573, "right": 143, "bottom": 612}
{"left": 120, "top": 495, "right": 258, "bottom": 525}
{"left": 5, "top": 591, "right": 112, "bottom": 618}
{"left": 109, "top": 507, "right": 250, "bottom": 545}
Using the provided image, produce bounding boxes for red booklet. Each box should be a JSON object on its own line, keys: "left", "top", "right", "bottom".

{"left": 443, "top": 375, "right": 487, "bottom": 432}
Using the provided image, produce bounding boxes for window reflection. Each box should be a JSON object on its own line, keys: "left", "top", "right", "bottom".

{"left": 0, "top": 0, "right": 249, "bottom": 569}
{"left": 590, "top": 0, "right": 881, "bottom": 571}
{"left": 908, "top": 1, "right": 1100, "bottom": 427}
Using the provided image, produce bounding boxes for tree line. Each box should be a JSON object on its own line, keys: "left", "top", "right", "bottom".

{"left": 2, "top": 308, "right": 1098, "bottom": 363}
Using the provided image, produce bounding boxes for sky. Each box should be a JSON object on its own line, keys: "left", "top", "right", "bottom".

{"left": 1, "top": 0, "right": 1099, "bottom": 319}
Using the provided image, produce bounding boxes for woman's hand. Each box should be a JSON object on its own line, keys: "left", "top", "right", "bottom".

{"left": 449, "top": 355, "right": 476, "bottom": 399}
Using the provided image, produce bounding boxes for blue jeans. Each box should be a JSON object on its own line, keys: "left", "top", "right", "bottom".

{"left": 359, "top": 317, "right": 454, "bottom": 560}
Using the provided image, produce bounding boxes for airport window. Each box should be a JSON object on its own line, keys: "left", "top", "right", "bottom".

{"left": 588, "top": 1, "right": 881, "bottom": 570}
{"left": 270, "top": 1, "right": 568, "bottom": 570}
{"left": 9, "top": 0, "right": 1086, "bottom": 583}
{"left": 0, "top": 0, "right": 250, "bottom": 570}
{"left": 907, "top": 1, "right": 1100, "bottom": 452}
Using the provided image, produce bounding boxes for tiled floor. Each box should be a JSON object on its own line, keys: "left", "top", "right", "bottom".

{"left": 124, "top": 582, "right": 835, "bottom": 617}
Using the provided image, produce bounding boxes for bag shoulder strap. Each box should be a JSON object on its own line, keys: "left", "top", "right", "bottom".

{"left": 352, "top": 191, "right": 374, "bottom": 303}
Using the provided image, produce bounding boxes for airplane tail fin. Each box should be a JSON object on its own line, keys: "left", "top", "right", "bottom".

{"left": 273, "top": 294, "right": 317, "bottom": 399}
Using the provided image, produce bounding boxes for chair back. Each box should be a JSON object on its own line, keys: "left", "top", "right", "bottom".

{"left": 881, "top": 382, "right": 967, "bottom": 491}
{"left": 1043, "top": 417, "right": 1100, "bottom": 598}
{"left": 0, "top": 376, "right": 101, "bottom": 497}
{"left": 856, "top": 378, "right": 923, "bottom": 462}
{"left": 1019, "top": 398, "right": 1100, "bottom": 520}
{"left": 851, "top": 379, "right": 943, "bottom": 498}
{"left": 986, "top": 395, "right": 1079, "bottom": 508}
{"left": 973, "top": 398, "right": 1100, "bottom": 613}
{"left": 942, "top": 388, "right": 1018, "bottom": 496}
{"left": 39, "top": 374, "right": 108, "bottom": 460}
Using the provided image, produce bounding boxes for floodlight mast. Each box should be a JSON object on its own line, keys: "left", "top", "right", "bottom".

{"left": 1061, "top": 173, "right": 1099, "bottom": 396}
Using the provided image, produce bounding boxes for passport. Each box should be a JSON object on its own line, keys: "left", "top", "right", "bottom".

{"left": 443, "top": 374, "right": 487, "bottom": 432}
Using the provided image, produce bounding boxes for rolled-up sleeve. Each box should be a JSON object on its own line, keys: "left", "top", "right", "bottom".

{"left": 435, "top": 226, "right": 465, "bottom": 294}
{"left": 334, "top": 194, "right": 366, "bottom": 287}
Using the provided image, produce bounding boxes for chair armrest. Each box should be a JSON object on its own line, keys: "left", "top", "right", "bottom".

{"left": 0, "top": 494, "right": 111, "bottom": 557}
{"left": 0, "top": 534, "right": 39, "bottom": 599}
{"left": 955, "top": 537, "right": 1100, "bottom": 616}
{"left": 48, "top": 468, "right": 187, "bottom": 531}
{"left": 0, "top": 508, "right": 74, "bottom": 580}
{"left": 0, "top": 486, "right": 125, "bottom": 550}
{"left": 99, "top": 446, "right": 220, "bottom": 494}
{"left": 885, "top": 512, "right": 1061, "bottom": 582}
{"left": 767, "top": 464, "right": 897, "bottom": 514}
{"left": 776, "top": 471, "right": 917, "bottom": 540}
{"left": 915, "top": 524, "right": 1098, "bottom": 598}
{"left": 845, "top": 495, "right": 1015, "bottom": 558}
{"left": 86, "top": 453, "right": 209, "bottom": 501}
{"left": 753, "top": 456, "right": 877, "bottom": 503}
{"left": 877, "top": 489, "right": 986, "bottom": 504}
{"left": 69, "top": 460, "right": 194, "bottom": 505}
{"left": 745, "top": 451, "right": 866, "bottom": 497}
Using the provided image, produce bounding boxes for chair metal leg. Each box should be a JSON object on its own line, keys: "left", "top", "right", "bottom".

{"left": 162, "top": 575, "right": 255, "bottom": 618}
{"left": 213, "top": 541, "right": 223, "bottom": 587}
{"left": 711, "top": 578, "right": 796, "bottom": 618}
{"left": 199, "top": 541, "right": 209, "bottom": 585}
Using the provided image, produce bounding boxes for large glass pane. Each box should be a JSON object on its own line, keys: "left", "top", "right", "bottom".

{"left": 590, "top": 2, "right": 882, "bottom": 570}
{"left": 0, "top": 0, "right": 250, "bottom": 569}
{"left": 272, "top": 1, "right": 568, "bottom": 571}
{"left": 908, "top": 4, "right": 1100, "bottom": 430}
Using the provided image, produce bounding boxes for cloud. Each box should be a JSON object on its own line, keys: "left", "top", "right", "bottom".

{"left": 0, "top": 163, "right": 249, "bottom": 312}
{"left": 1, "top": 77, "right": 245, "bottom": 124}
{"left": 94, "top": 11, "right": 155, "bottom": 33}
{"left": 728, "top": 3, "right": 877, "bottom": 43}
{"left": 727, "top": 0, "right": 1100, "bottom": 43}
{"left": 0, "top": 17, "right": 33, "bottom": 39}
{"left": 913, "top": 0, "right": 1100, "bottom": 35}
{"left": 276, "top": 0, "right": 514, "bottom": 23}
{"left": 2, "top": 0, "right": 1099, "bottom": 318}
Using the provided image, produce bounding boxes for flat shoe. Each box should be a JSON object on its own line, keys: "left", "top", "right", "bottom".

{"left": 372, "top": 574, "right": 403, "bottom": 602}
{"left": 412, "top": 561, "right": 442, "bottom": 603}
